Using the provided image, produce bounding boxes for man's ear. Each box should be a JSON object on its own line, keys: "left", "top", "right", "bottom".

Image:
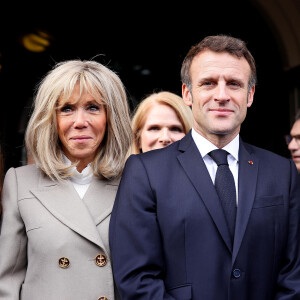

{"left": 182, "top": 84, "right": 192, "bottom": 107}
{"left": 247, "top": 85, "right": 255, "bottom": 108}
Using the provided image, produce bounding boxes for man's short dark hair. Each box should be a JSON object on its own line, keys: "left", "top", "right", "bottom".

{"left": 181, "top": 34, "right": 257, "bottom": 91}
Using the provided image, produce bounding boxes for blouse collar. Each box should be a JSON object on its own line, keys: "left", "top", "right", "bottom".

{"left": 62, "top": 154, "right": 93, "bottom": 185}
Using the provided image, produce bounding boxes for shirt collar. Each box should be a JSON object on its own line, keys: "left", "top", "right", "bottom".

{"left": 62, "top": 154, "right": 93, "bottom": 184}
{"left": 191, "top": 128, "right": 239, "bottom": 162}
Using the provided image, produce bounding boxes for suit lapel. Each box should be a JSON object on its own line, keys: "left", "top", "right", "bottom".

{"left": 82, "top": 177, "right": 119, "bottom": 226}
{"left": 177, "top": 132, "right": 233, "bottom": 252}
{"left": 232, "top": 140, "right": 258, "bottom": 264}
{"left": 30, "top": 175, "right": 104, "bottom": 249}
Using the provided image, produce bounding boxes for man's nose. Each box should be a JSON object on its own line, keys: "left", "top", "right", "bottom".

{"left": 288, "top": 138, "right": 299, "bottom": 150}
{"left": 214, "top": 83, "right": 230, "bottom": 102}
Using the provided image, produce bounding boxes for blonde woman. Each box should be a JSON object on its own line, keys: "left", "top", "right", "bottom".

{"left": 0, "top": 59, "right": 132, "bottom": 300}
{"left": 131, "top": 91, "right": 193, "bottom": 154}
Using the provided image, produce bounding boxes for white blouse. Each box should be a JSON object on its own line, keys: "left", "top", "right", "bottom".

{"left": 63, "top": 155, "right": 93, "bottom": 199}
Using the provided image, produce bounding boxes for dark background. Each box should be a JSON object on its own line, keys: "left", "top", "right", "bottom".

{"left": 0, "top": 1, "right": 292, "bottom": 171}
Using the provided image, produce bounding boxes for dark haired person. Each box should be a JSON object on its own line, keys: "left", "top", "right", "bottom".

{"left": 286, "top": 109, "right": 300, "bottom": 173}
{"left": 110, "top": 35, "right": 300, "bottom": 300}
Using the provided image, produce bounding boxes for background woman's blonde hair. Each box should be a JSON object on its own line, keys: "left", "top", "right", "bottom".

{"left": 131, "top": 91, "right": 193, "bottom": 154}
{"left": 25, "top": 59, "right": 132, "bottom": 181}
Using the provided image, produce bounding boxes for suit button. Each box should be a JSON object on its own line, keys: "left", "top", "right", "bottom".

{"left": 58, "top": 257, "right": 70, "bottom": 268}
{"left": 95, "top": 254, "right": 107, "bottom": 267}
{"left": 98, "top": 297, "right": 108, "bottom": 300}
{"left": 232, "top": 268, "right": 241, "bottom": 278}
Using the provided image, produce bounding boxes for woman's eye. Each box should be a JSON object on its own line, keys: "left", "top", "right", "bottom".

{"left": 148, "top": 126, "right": 159, "bottom": 131}
{"left": 87, "top": 104, "right": 100, "bottom": 111}
{"left": 60, "top": 105, "right": 73, "bottom": 113}
{"left": 170, "top": 126, "right": 183, "bottom": 132}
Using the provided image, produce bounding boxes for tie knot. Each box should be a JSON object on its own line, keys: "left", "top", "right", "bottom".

{"left": 209, "top": 149, "right": 229, "bottom": 166}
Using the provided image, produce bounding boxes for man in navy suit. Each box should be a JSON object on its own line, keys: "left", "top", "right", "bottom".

{"left": 109, "top": 35, "right": 300, "bottom": 299}
{"left": 286, "top": 109, "right": 300, "bottom": 173}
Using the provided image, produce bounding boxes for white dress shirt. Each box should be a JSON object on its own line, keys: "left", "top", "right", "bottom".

{"left": 191, "top": 128, "right": 239, "bottom": 204}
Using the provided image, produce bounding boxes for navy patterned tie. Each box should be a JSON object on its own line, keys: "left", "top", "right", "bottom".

{"left": 209, "top": 149, "right": 237, "bottom": 243}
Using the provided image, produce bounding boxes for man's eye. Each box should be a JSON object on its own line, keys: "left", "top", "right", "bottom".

{"left": 228, "top": 82, "right": 240, "bottom": 87}
{"left": 203, "top": 81, "right": 213, "bottom": 86}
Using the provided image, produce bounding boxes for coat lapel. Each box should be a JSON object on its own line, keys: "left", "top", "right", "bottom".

{"left": 177, "top": 132, "right": 233, "bottom": 252}
{"left": 82, "top": 177, "right": 119, "bottom": 226}
{"left": 232, "top": 140, "right": 258, "bottom": 264}
{"left": 30, "top": 174, "right": 104, "bottom": 249}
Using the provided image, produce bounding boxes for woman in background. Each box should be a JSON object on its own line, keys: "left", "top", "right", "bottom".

{"left": 131, "top": 91, "right": 193, "bottom": 154}
{"left": 0, "top": 59, "right": 132, "bottom": 300}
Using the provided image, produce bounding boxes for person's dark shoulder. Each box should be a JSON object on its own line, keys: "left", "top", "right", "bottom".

{"left": 243, "top": 142, "right": 293, "bottom": 169}
{"left": 244, "top": 142, "right": 287, "bottom": 160}
{"left": 139, "top": 140, "right": 181, "bottom": 162}
{"left": 125, "top": 141, "right": 182, "bottom": 175}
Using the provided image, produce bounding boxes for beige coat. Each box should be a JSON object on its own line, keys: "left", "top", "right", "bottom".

{"left": 0, "top": 164, "right": 119, "bottom": 300}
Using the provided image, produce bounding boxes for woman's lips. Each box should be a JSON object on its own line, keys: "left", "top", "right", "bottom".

{"left": 70, "top": 136, "right": 92, "bottom": 142}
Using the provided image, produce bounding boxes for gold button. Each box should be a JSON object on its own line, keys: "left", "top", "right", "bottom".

{"left": 98, "top": 297, "right": 108, "bottom": 300}
{"left": 95, "top": 254, "right": 107, "bottom": 267}
{"left": 58, "top": 257, "right": 70, "bottom": 268}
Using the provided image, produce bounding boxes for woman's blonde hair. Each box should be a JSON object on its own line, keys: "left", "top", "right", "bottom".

{"left": 131, "top": 91, "right": 193, "bottom": 154}
{"left": 25, "top": 59, "right": 132, "bottom": 181}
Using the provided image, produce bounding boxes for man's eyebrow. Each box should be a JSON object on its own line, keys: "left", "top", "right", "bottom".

{"left": 197, "top": 76, "right": 216, "bottom": 84}
{"left": 226, "top": 76, "right": 243, "bottom": 82}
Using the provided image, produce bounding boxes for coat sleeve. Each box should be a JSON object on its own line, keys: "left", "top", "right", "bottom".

{"left": 109, "top": 155, "right": 175, "bottom": 300}
{"left": 0, "top": 167, "right": 27, "bottom": 299}
{"left": 275, "top": 160, "right": 300, "bottom": 299}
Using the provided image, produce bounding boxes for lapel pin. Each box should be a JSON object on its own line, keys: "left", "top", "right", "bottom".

{"left": 248, "top": 160, "right": 254, "bottom": 165}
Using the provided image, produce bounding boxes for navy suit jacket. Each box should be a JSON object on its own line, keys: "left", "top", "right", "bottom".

{"left": 109, "top": 131, "right": 300, "bottom": 300}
